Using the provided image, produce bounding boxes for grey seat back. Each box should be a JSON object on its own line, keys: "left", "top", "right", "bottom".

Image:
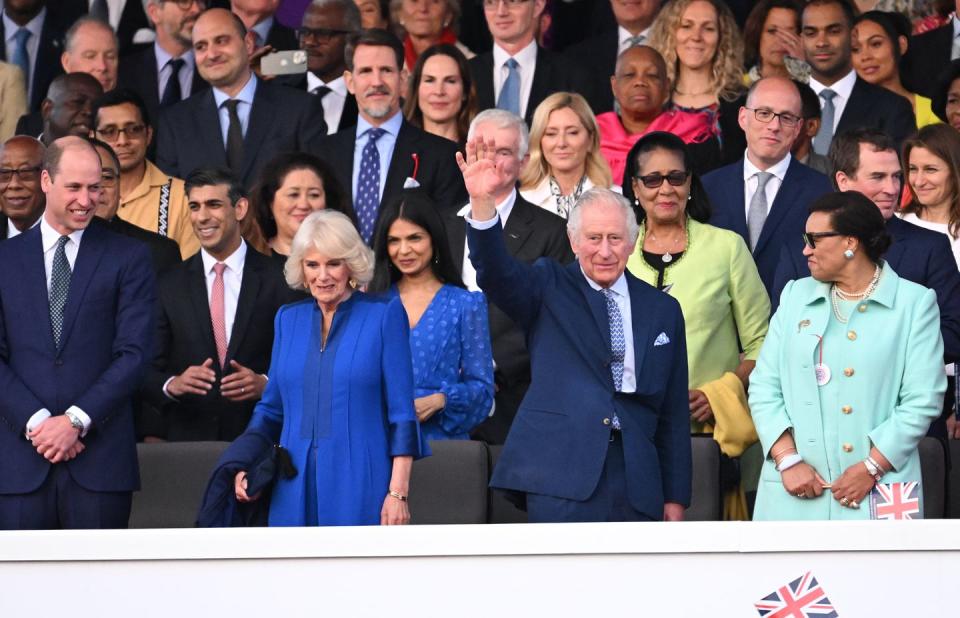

{"left": 409, "top": 440, "right": 489, "bottom": 524}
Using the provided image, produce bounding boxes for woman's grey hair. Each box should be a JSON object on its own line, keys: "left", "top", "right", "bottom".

{"left": 567, "top": 188, "right": 640, "bottom": 245}
{"left": 467, "top": 108, "right": 530, "bottom": 158}
{"left": 285, "top": 210, "right": 375, "bottom": 290}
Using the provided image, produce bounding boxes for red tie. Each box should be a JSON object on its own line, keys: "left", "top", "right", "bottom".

{"left": 211, "top": 262, "right": 228, "bottom": 367}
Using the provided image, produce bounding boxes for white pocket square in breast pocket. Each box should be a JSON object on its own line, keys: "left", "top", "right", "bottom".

{"left": 653, "top": 332, "right": 670, "bottom": 347}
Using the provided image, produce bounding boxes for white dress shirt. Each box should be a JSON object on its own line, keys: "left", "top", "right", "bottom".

{"left": 459, "top": 189, "right": 518, "bottom": 291}
{"left": 89, "top": 0, "right": 125, "bottom": 31}
{"left": 200, "top": 241, "right": 247, "bottom": 347}
{"left": 155, "top": 42, "right": 197, "bottom": 101}
{"left": 617, "top": 25, "right": 650, "bottom": 54}
{"left": 5, "top": 215, "right": 40, "bottom": 239}
{"left": 212, "top": 75, "right": 258, "bottom": 145}
{"left": 742, "top": 152, "right": 791, "bottom": 222}
{"left": 25, "top": 215, "right": 93, "bottom": 435}
{"left": 492, "top": 39, "right": 537, "bottom": 119}
{"left": 465, "top": 205, "right": 636, "bottom": 393}
{"left": 952, "top": 15, "right": 960, "bottom": 60}
{"left": 307, "top": 71, "right": 347, "bottom": 134}
{"left": 2, "top": 7, "right": 44, "bottom": 102}
{"left": 808, "top": 69, "right": 857, "bottom": 132}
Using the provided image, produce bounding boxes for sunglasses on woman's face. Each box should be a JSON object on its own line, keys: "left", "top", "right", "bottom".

{"left": 634, "top": 170, "right": 691, "bottom": 189}
{"left": 802, "top": 231, "right": 843, "bottom": 249}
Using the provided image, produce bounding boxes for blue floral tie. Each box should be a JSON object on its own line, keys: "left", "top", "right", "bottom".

{"left": 49, "top": 236, "right": 71, "bottom": 349}
{"left": 602, "top": 288, "right": 624, "bottom": 429}
{"left": 355, "top": 127, "right": 385, "bottom": 244}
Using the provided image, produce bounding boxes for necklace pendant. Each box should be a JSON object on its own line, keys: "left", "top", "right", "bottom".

{"left": 661, "top": 253, "right": 673, "bottom": 264}
{"left": 815, "top": 363, "right": 831, "bottom": 386}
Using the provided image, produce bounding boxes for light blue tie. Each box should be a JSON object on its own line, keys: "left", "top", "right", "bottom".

{"left": 12, "top": 28, "right": 31, "bottom": 89}
{"left": 355, "top": 127, "right": 385, "bottom": 244}
{"left": 497, "top": 58, "right": 521, "bottom": 115}
{"left": 602, "top": 288, "right": 624, "bottom": 430}
{"left": 813, "top": 88, "right": 837, "bottom": 156}
{"left": 49, "top": 236, "right": 71, "bottom": 349}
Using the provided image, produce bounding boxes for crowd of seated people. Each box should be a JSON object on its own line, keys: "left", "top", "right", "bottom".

{"left": 2, "top": 0, "right": 960, "bottom": 530}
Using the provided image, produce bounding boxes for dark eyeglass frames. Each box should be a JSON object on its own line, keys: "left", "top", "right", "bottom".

{"left": 744, "top": 107, "right": 802, "bottom": 128}
{"left": 802, "top": 232, "right": 843, "bottom": 249}
{"left": 296, "top": 27, "right": 353, "bottom": 41}
{"left": 0, "top": 166, "right": 40, "bottom": 184}
{"left": 634, "top": 170, "right": 691, "bottom": 189}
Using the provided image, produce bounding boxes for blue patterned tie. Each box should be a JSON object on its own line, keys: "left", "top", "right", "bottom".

{"left": 49, "top": 236, "right": 71, "bottom": 349}
{"left": 497, "top": 58, "right": 520, "bottom": 115}
{"left": 12, "top": 28, "right": 31, "bottom": 89}
{"left": 355, "top": 127, "right": 385, "bottom": 244}
{"left": 602, "top": 288, "right": 624, "bottom": 429}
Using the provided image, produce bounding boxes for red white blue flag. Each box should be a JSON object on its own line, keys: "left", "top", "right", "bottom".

{"left": 755, "top": 571, "right": 839, "bottom": 617}
{"left": 870, "top": 481, "right": 922, "bottom": 520}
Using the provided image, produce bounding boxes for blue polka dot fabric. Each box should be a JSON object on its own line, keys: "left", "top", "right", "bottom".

{"left": 355, "top": 127, "right": 385, "bottom": 244}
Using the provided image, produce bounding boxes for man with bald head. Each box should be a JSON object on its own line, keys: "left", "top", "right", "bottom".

{"left": 38, "top": 72, "right": 103, "bottom": 146}
{"left": 703, "top": 76, "right": 833, "bottom": 298}
{"left": 0, "top": 135, "right": 44, "bottom": 239}
{"left": 0, "top": 135, "right": 155, "bottom": 529}
{"left": 61, "top": 16, "right": 119, "bottom": 93}
{"left": 156, "top": 7, "right": 326, "bottom": 189}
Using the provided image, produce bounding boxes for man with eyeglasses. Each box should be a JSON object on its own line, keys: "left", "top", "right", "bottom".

{"left": 119, "top": 0, "right": 210, "bottom": 129}
{"left": 92, "top": 88, "right": 198, "bottom": 258}
{"left": 468, "top": 0, "right": 593, "bottom": 126}
{"left": 704, "top": 76, "right": 833, "bottom": 299}
{"left": 281, "top": 0, "right": 359, "bottom": 134}
{"left": 0, "top": 135, "right": 44, "bottom": 240}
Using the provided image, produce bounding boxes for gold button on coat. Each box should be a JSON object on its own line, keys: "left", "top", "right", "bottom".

{"left": 847, "top": 331, "right": 857, "bottom": 341}
{"left": 858, "top": 304, "right": 867, "bottom": 313}
{"left": 842, "top": 405, "right": 852, "bottom": 414}
{"left": 843, "top": 443, "right": 854, "bottom": 453}
{"left": 844, "top": 368, "right": 855, "bottom": 377}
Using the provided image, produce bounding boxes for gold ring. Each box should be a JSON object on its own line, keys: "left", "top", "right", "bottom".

{"left": 840, "top": 497, "right": 850, "bottom": 506}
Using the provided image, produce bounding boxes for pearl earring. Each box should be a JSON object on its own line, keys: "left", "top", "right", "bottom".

{"left": 843, "top": 249, "right": 855, "bottom": 259}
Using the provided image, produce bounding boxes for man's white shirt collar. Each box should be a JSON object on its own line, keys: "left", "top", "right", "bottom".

{"left": 582, "top": 268, "right": 629, "bottom": 297}
{"left": 201, "top": 239, "right": 247, "bottom": 275}
{"left": 459, "top": 188, "right": 518, "bottom": 227}
{"left": 809, "top": 68, "right": 856, "bottom": 100}
{"left": 39, "top": 214, "right": 83, "bottom": 252}
{"left": 743, "top": 151, "right": 791, "bottom": 180}
{"left": 492, "top": 39, "right": 537, "bottom": 70}
{"left": 307, "top": 72, "right": 347, "bottom": 95}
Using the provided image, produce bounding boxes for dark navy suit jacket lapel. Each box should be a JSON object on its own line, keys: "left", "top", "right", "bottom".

{"left": 226, "top": 250, "right": 262, "bottom": 362}
{"left": 724, "top": 164, "right": 749, "bottom": 241}
{"left": 187, "top": 253, "right": 220, "bottom": 367}
{"left": 625, "top": 271, "right": 652, "bottom": 376}
{"left": 20, "top": 227, "right": 55, "bottom": 354}
{"left": 566, "top": 261, "right": 616, "bottom": 388}
{"left": 754, "top": 158, "right": 799, "bottom": 255}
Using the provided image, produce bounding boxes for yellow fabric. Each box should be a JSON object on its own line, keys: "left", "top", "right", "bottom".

{"left": 915, "top": 95, "right": 938, "bottom": 129}
{"left": 723, "top": 486, "right": 750, "bottom": 521}
{"left": 700, "top": 371, "right": 759, "bottom": 458}
{"left": 118, "top": 160, "right": 198, "bottom": 259}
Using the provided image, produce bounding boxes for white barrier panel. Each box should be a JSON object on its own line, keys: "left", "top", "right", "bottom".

{"left": 1, "top": 521, "right": 959, "bottom": 616}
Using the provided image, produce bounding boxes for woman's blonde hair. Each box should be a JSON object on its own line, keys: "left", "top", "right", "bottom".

{"left": 647, "top": 0, "right": 745, "bottom": 103}
{"left": 519, "top": 92, "right": 612, "bottom": 190}
{"left": 285, "top": 210, "right": 375, "bottom": 290}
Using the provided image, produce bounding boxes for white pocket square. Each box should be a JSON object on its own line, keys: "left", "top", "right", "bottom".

{"left": 653, "top": 332, "right": 670, "bottom": 346}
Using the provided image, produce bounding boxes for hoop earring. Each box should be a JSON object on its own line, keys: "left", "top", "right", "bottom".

{"left": 843, "top": 249, "right": 855, "bottom": 260}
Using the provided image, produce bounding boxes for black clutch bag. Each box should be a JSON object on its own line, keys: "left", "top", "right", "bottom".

{"left": 245, "top": 444, "right": 298, "bottom": 498}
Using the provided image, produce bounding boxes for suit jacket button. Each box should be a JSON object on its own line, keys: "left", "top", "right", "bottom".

{"left": 602, "top": 417, "right": 611, "bottom": 426}
{"left": 54, "top": 359, "right": 63, "bottom": 366}
{"left": 842, "top": 443, "right": 854, "bottom": 453}
{"left": 842, "top": 405, "right": 852, "bottom": 414}
{"left": 843, "top": 367, "right": 855, "bottom": 377}
{"left": 847, "top": 330, "right": 857, "bottom": 341}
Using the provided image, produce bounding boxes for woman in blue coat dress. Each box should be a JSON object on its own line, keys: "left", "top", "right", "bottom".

{"left": 368, "top": 190, "right": 494, "bottom": 441}
{"left": 750, "top": 192, "right": 945, "bottom": 520}
{"left": 233, "top": 210, "right": 425, "bottom": 526}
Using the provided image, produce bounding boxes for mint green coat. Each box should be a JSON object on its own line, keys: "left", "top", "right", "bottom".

{"left": 749, "top": 263, "right": 946, "bottom": 520}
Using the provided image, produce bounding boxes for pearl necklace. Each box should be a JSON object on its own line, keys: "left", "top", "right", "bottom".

{"left": 830, "top": 265, "right": 881, "bottom": 323}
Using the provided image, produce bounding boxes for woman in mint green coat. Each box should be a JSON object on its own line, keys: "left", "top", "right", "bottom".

{"left": 750, "top": 192, "right": 946, "bottom": 520}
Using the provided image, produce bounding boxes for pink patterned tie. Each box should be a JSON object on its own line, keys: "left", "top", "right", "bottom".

{"left": 211, "top": 262, "right": 228, "bottom": 368}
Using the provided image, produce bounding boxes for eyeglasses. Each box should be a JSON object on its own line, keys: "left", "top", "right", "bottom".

{"left": 0, "top": 166, "right": 41, "bottom": 184}
{"left": 634, "top": 170, "right": 691, "bottom": 189}
{"left": 97, "top": 124, "right": 147, "bottom": 142}
{"left": 482, "top": 0, "right": 532, "bottom": 9}
{"left": 744, "top": 107, "right": 802, "bottom": 128}
{"left": 296, "top": 27, "right": 352, "bottom": 41}
{"left": 802, "top": 231, "right": 844, "bottom": 249}
{"left": 162, "top": 0, "right": 206, "bottom": 9}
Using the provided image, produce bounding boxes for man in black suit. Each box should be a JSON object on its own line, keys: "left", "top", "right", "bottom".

{"left": 39, "top": 72, "right": 104, "bottom": 146}
{"left": 231, "top": 0, "right": 298, "bottom": 50}
{"left": 118, "top": 0, "right": 209, "bottom": 128}
{"left": 155, "top": 8, "right": 326, "bottom": 190}
{"left": 445, "top": 109, "right": 573, "bottom": 445}
{"left": 143, "top": 167, "right": 297, "bottom": 441}
{"left": 469, "top": 0, "right": 593, "bottom": 126}
{"left": 564, "top": 0, "right": 660, "bottom": 114}
{"left": 801, "top": 0, "right": 915, "bottom": 155}
{"left": 312, "top": 29, "right": 465, "bottom": 244}
{"left": 902, "top": 2, "right": 958, "bottom": 98}
{"left": 283, "top": 0, "right": 359, "bottom": 134}
{"left": 0, "top": 0, "right": 72, "bottom": 111}
{"left": 0, "top": 135, "right": 44, "bottom": 240}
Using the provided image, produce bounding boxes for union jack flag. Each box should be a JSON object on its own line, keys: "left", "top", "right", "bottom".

{"left": 870, "top": 481, "right": 922, "bottom": 520}
{"left": 755, "top": 571, "right": 839, "bottom": 618}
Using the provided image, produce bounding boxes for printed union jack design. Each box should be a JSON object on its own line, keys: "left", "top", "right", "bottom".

{"left": 755, "top": 571, "right": 839, "bottom": 618}
{"left": 870, "top": 481, "right": 922, "bottom": 520}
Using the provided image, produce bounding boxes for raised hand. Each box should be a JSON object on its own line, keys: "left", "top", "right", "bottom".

{"left": 456, "top": 136, "right": 501, "bottom": 219}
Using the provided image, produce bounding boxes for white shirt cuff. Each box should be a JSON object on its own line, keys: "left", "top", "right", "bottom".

{"left": 162, "top": 376, "right": 178, "bottom": 401}
{"left": 464, "top": 209, "right": 500, "bottom": 230}
{"left": 25, "top": 408, "right": 51, "bottom": 438}
{"left": 66, "top": 405, "right": 91, "bottom": 437}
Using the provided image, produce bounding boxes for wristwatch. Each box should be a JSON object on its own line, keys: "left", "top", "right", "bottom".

{"left": 862, "top": 458, "right": 883, "bottom": 482}
{"left": 64, "top": 411, "right": 84, "bottom": 434}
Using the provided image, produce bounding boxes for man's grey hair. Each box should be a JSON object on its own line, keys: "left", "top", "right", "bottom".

{"left": 467, "top": 109, "right": 530, "bottom": 159}
{"left": 65, "top": 16, "right": 119, "bottom": 53}
{"left": 567, "top": 188, "right": 640, "bottom": 246}
{"left": 309, "top": 0, "right": 362, "bottom": 31}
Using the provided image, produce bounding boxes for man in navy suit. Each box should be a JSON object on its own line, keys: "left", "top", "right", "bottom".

{"left": 459, "top": 139, "right": 690, "bottom": 523}
{"left": 0, "top": 136, "right": 155, "bottom": 529}
{"left": 703, "top": 76, "right": 833, "bottom": 299}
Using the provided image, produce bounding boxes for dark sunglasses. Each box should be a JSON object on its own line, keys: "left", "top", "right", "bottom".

{"left": 802, "top": 231, "right": 843, "bottom": 249}
{"left": 634, "top": 170, "right": 691, "bottom": 189}
{"left": 296, "top": 27, "right": 353, "bottom": 41}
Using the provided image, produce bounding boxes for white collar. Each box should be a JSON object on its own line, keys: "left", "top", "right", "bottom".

{"left": 458, "top": 188, "right": 518, "bottom": 224}
{"left": 492, "top": 39, "right": 537, "bottom": 70}
{"left": 618, "top": 25, "right": 650, "bottom": 47}
{"left": 808, "top": 69, "right": 857, "bottom": 100}
{"left": 953, "top": 14, "right": 960, "bottom": 38}
{"left": 743, "top": 151, "right": 791, "bottom": 180}
{"left": 39, "top": 212, "right": 84, "bottom": 252}
{"left": 307, "top": 72, "right": 346, "bottom": 95}
{"left": 200, "top": 239, "right": 247, "bottom": 275}
{"left": 582, "top": 267, "right": 629, "bottom": 295}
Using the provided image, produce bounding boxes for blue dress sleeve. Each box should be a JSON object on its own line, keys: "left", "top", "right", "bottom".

{"left": 245, "top": 306, "right": 286, "bottom": 443}
{"left": 437, "top": 291, "right": 494, "bottom": 436}
{"left": 381, "top": 296, "right": 426, "bottom": 458}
